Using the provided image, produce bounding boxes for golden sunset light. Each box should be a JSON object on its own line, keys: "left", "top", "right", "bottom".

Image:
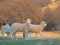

{"left": 0, "top": 0, "right": 60, "bottom": 45}
{"left": 42, "top": 0, "right": 58, "bottom": 12}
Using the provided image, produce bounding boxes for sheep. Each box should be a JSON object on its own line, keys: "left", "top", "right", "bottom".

{"left": 26, "top": 21, "right": 47, "bottom": 38}
{"left": 11, "top": 23, "right": 24, "bottom": 39}
{"left": 11, "top": 18, "right": 32, "bottom": 40}
{"left": 1, "top": 24, "right": 11, "bottom": 38}
{"left": 25, "top": 18, "right": 47, "bottom": 39}
{"left": 11, "top": 18, "right": 47, "bottom": 39}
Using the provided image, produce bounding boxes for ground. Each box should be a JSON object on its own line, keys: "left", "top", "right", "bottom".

{"left": 0, "top": 38, "right": 60, "bottom": 45}
{"left": 0, "top": 30, "right": 60, "bottom": 39}
{"left": 0, "top": 30, "right": 60, "bottom": 45}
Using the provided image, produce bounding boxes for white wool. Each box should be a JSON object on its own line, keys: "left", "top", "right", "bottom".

{"left": 1, "top": 24, "right": 11, "bottom": 38}
{"left": 11, "top": 22, "right": 28, "bottom": 39}
{"left": 26, "top": 21, "right": 47, "bottom": 37}
{"left": 11, "top": 23, "right": 26, "bottom": 32}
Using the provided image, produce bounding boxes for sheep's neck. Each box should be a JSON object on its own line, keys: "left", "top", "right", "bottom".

{"left": 39, "top": 24, "right": 45, "bottom": 31}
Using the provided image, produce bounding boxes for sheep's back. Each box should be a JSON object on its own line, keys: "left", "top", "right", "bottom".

{"left": 11, "top": 23, "right": 26, "bottom": 32}
{"left": 29, "top": 24, "right": 40, "bottom": 33}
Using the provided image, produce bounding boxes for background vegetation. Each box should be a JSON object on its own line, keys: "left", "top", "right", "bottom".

{"left": 0, "top": 0, "right": 60, "bottom": 31}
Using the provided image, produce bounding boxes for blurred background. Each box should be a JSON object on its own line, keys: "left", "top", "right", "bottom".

{"left": 0, "top": 0, "right": 60, "bottom": 31}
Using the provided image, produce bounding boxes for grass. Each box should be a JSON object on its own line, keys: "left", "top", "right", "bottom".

{"left": 0, "top": 37, "right": 60, "bottom": 45}
{"left": 0, "top": 31, "right": 60, "bottom": 45}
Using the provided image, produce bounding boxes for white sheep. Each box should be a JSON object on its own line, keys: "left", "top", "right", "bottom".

{"left": 25, "top": 18, "right": 47, "bottom": 38}
{"left": 11, "top": 23, "right": 29, "bottom": 39}
{"left": 11, "top": 18, "right": 47, "bottom": 39}
{"left": 1, "top": 24, "right": 11, "bottom": 38}
{"left": 11, "top": 18, "right": 32, "bottom": 39}
{"left": 26, "top": 21, "right": 47, "bottom": 38}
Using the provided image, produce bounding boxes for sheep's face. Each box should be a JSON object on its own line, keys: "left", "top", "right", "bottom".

{"left": 26, "top": 18, "right": 31, "bottom": 24}
{"left": 41, "top": 21, "right": 47, "bottom": 26}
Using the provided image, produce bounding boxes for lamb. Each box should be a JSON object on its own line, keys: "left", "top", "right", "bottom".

{"left": 11, "top": 18, "right": 47, "bottom": 39}
{"left": 1, "top": 24, "right": 11, "bottom": 38}
{"left": 26, "top": 21, "right": 47, "bottom": 38}
{"left": 11, "top": 18, "right": 31, "bottom": 39}
{"left": 25, "top": 19, "right": 47, "bottom": 38}
{"left": 11, "top": 23, "right": 24, "bottom": 39}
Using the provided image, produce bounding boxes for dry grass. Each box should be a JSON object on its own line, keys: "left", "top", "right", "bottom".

{"left": 0, "top": 30, "right": 60, "bottom": 39}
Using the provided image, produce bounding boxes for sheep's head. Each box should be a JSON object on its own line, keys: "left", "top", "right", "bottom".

{"left": 26, "top": 18, "right": 31, "bottom": 24}
{"left": 40, "top": 21, "right": 47, "bottom": 26}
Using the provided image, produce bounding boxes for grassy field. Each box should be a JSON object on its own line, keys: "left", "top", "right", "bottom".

{"left": 0, "top": 38, "right": 60, "bottom": 45}
{"left": 0, "top": 31, "right": 60, "bottom": 45}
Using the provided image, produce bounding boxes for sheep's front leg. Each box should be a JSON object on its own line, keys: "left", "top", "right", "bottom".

{"left": 39, "top": 32, "right": 43, "bottom": 39}
{"left": 11, "top": 33, "right": 16, "bottom": 40}
{"left": 11, "top": 31, "right": 16, "bottom": 40}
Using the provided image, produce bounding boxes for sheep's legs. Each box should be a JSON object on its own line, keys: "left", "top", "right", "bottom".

{"left": 11, "top": 33, "right": 17, "bottom": 40}
{"left": 2, "top": 30, "right": 4, "bottom": 39}
{"left": 39, "top": 32, "right": 43, "bottom": 39}
{"left": 11, "top": 29, "right": 17, "bottom": 40}
{"left": 7, "top": 32, "right": 12, "bottom": 39}
{"left": 7, "top": 33, "right": 10, "bottom": 38}
{"left": 11, "top": 31, "right": 16, "bottom": 40}
{"left": 35, "top": 33, "right": 38, "bottom": 39}
{"left": 29, "top": 32, "right": 31, "bottom": 38}
{"left": 23, "top": 30, "right": 28, "bottom": 39}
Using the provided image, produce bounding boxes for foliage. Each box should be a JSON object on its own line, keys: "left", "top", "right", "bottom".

{"left": 0, "top": 0, "right": 60, "bottom": 31}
